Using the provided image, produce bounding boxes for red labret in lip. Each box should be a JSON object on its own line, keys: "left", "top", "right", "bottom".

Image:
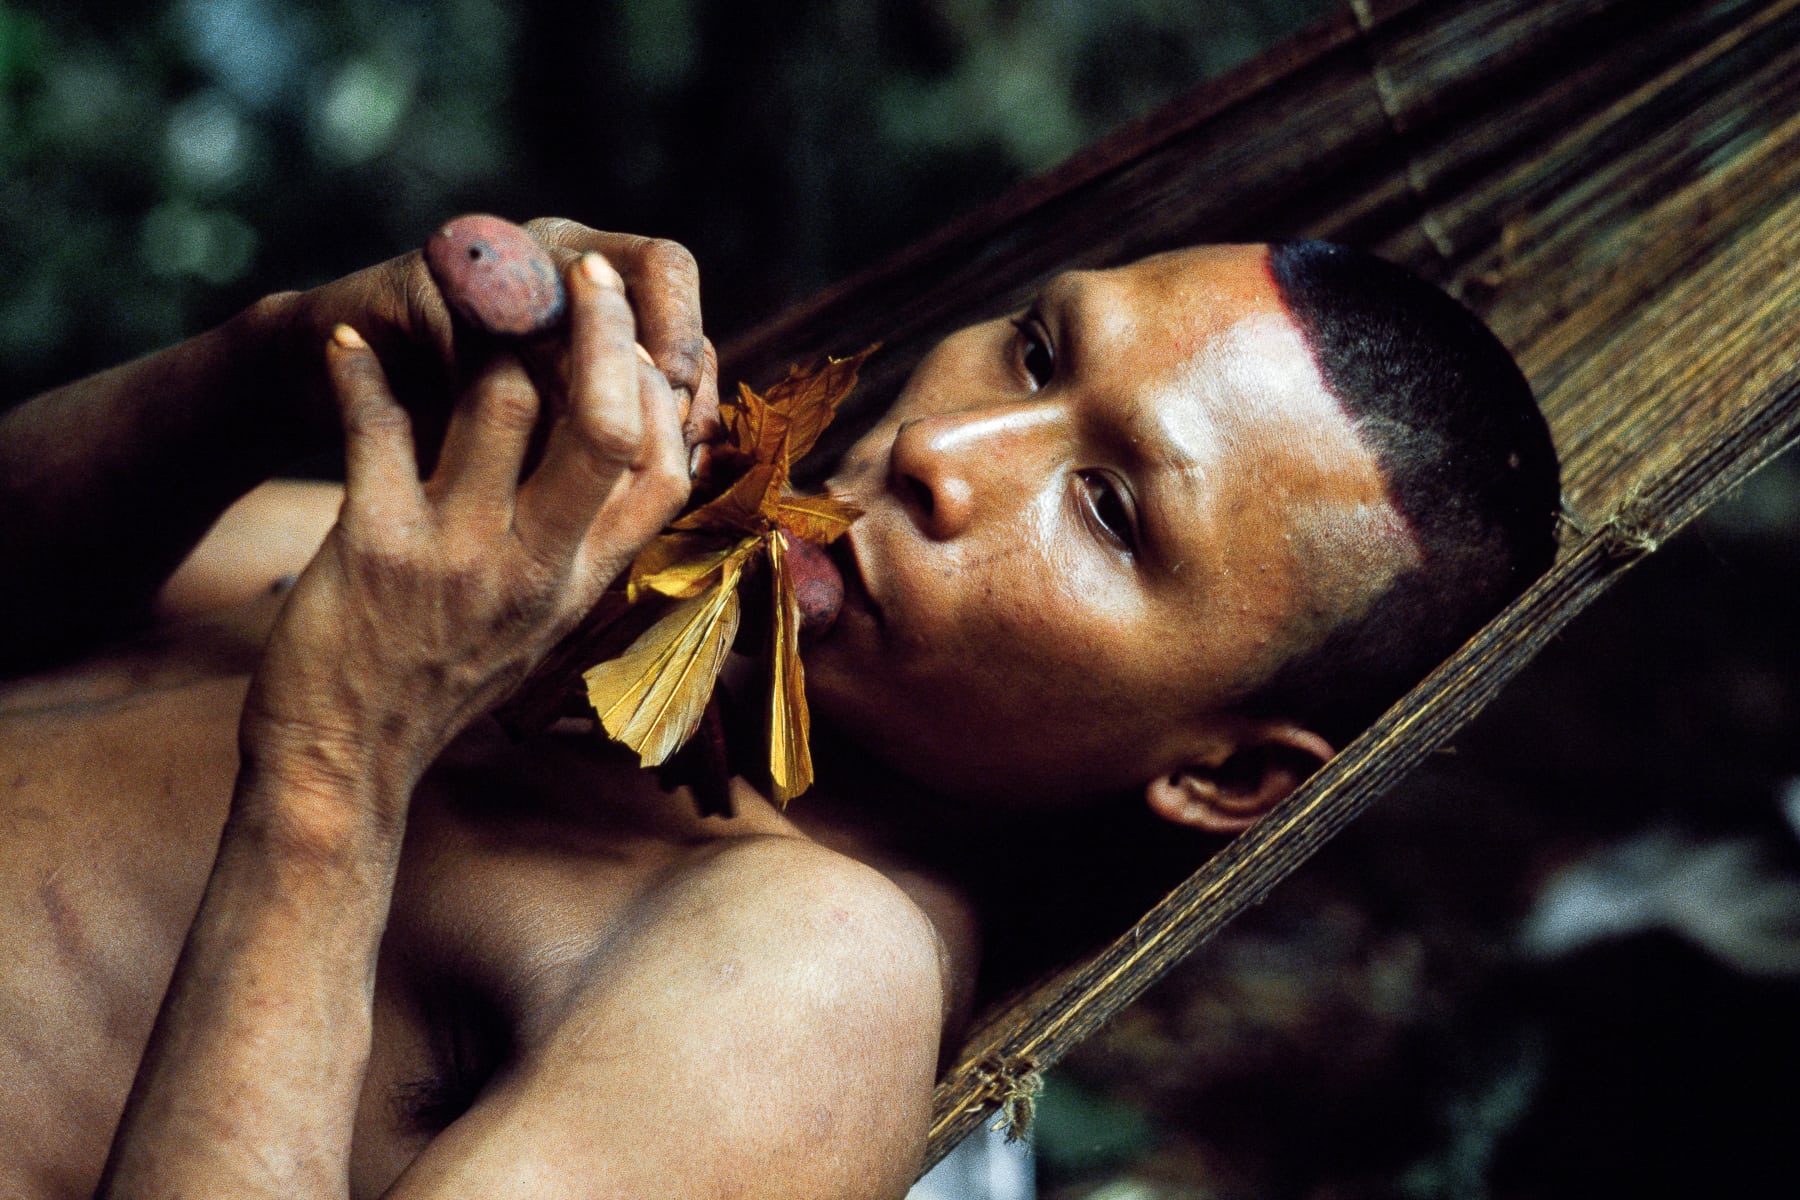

{"left": 782, "top": 531, "right": 844, "bottom": 637}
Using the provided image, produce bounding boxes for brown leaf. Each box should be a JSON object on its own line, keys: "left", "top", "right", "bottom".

{"left": 581, "top": 346, "right": 876, "bottom": 801}
{"left": 671, "top": 459, "right": 783, "bottom": 536}
{"left": 674, "top": 348, "right": 876, "bottom": 538}
{"left": 762, "top": 346, "right": 878, "bottom": 467}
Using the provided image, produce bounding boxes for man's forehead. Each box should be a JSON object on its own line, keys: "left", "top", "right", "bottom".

{"left": 1047, "top": 244, "right": 1291, "bottom": 380}
{"left": 1042, "top": 240, "right": 1402, "bottom": 527}
{"left": 1124, "top": 241, "right": 1271, "bottom": 279}
{"left": 1163, "top": 314, "right": 1344, "bottom": 458}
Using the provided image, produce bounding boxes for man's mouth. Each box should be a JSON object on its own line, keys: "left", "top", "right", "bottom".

{"left": 828, "top": 528, "right": 882, "bottom": 627}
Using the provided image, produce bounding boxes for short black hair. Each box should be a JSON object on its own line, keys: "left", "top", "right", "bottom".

{"left": 1241, "top": 240, "right": 1560, "bottom": 746}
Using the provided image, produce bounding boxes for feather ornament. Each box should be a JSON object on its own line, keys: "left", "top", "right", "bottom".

{"left": 581, "top": 347, "right": 874, "bottom": 806}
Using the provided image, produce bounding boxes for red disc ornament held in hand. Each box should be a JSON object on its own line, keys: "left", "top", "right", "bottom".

{"left": 425, "top": 214, "right": 567, "bottom": 338}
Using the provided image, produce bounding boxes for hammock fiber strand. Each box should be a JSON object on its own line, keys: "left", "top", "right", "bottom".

{"left": 716, "top": 0, "right": 1800, "bottom": 1167}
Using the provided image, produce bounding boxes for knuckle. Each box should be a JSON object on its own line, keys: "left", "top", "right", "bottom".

{"left": 438, "top": 555, "right": 487, "bottom": 597}
{"left": 580, "top": 410, "right": 644, "bottom": 466}
{"left": 684, "top": 412, "right": 722, "bottom": 447}
{"left": 608, "top": 231, "right": 654, "bottom": 261}
{"left": 347, "top": 530, "right": 419, "bottom": 579}
{"left": 475, "top": 376, "right": 540, "bottom": 435}
{"left": 344, "top": 396, "right": 409, "bottom": 439}
{"left": 644, "top": 457, "right": 691, "bottom": 514}
{"left": 499, "top": 584, "right": 559, "bottom": 635}
{"left": 640, "top": 237, "right": 699, "bottom": 289}
{"left": 436, "top": 547, "right": 540, "bottom": 617}
{"left": 408, "top": 271, "right": 454, "bottom": 343}
{"left": 656, "top": 340, "right": 705, "bottom": 394}
{"left": 523, "top": 216, "right": 584, "bottom": 249}
{"left": 514, "top": 531, "right": 577, "bottom": 592}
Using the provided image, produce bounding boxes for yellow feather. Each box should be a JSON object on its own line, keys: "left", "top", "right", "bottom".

{"left": 584, "top": 558, "right": 744, "bottom": 767}
{"left": 766, "top": 533, "right": 812, "bottom": 806}
{"left": 630, "top": 533, "right": 760, "bottom": 601}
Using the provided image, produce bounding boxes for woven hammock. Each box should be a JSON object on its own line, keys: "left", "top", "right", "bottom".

{"left": 721, "top": 0, "right": 1800, "bottom": 1168}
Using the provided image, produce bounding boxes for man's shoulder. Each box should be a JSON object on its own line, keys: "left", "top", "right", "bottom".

{"left": 480, "top": 822, "right": 952, "bottom": 1066}
{"left": 641, "top": 832, "right": 949, "bottom": 1017}
{"left": 414, "top": 833, "right": 948, "bottom": 1198}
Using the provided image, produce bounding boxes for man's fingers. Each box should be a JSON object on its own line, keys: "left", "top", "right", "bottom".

{"left": 683, "top": 337, "right": 722, "bottom": 469}
{"left": 430, "top": 350, "right": 541, "bottom": 516}
{"left": 517, "top": 254, "right": 681, "bottom": 566}
{"left": 522, "top": 218, "right": 706, "bottom": 405}
{"left": 326, "top": 325, "right": 424, "bottom": 516}
{"left": 618, "top": 236, "right": 705, "bottom": 407}
{"left": 578, "top": 358, "right": 690, "bottom": 588}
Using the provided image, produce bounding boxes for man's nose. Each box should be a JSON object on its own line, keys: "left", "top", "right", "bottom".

{"left": 886, "top": 403, "right": 1060, "bottom": 540}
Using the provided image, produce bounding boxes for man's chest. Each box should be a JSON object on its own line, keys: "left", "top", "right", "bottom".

{"left": 344, "top": 743, "right": 787, "bottom": 1194}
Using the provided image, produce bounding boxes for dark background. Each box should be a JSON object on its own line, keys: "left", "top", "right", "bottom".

{"left": 4, "top": 2, "right": 1798, "bottom": 1196}
{"left": 0, "top": 0, "right": 1329, "bottom": 398}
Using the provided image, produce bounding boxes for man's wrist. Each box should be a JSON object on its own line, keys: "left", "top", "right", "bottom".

{"left": 233, "top": 721, "right": 419, "bottom": 868}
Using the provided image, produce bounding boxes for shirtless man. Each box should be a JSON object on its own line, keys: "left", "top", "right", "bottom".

{"left": 0, "top": 222, "right": 1558, "bottom": 1199}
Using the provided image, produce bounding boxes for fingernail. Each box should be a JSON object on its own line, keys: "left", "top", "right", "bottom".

{"left": 688, "top": 444, "right": 707, "bottom": 479}
{"left": 635, "top": 343, "right": 655, "bottom": 366}
{"left": 332, "top": 324, "right": 367, "bottom": 349}
{"left": 580, "top": 252, "right": 622, "bottom": 290}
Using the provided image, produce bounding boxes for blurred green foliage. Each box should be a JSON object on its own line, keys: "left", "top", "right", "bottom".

{"left": 0, "top": 0, "right": 1329, "bottom": 402}
{"left": 1, "top": 0, "right": 520, "bottom": 398}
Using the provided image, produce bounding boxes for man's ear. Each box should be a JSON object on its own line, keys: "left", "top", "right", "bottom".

{"left": 1144, "top": 723, "right": 1334, "bottom": 836}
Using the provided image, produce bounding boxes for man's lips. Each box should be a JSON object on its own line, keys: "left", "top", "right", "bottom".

{"left": 828, "top": 528, "right": 882, "bottom": 626}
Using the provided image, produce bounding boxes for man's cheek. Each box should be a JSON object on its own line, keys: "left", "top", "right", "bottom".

{"left": 827, "top": 428, "right": 894, "bottom": 494}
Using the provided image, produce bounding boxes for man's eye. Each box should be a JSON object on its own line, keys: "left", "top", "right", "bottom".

{"left": 1078, "top": 470, "right": 1136, "bottom": 553}
{"left": 1010, "top": 312, "right": 1055, "bottom": 389}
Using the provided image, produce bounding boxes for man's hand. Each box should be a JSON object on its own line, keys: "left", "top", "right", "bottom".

{"left": 243, "top": 250, "right": 690, "bottom": 809}
{"left": 0, "top": 216, "right": 715, "bottom": 672}
{"left": 98, "top": 250, "right": 692, "bottom": 1200}
{"left": 269, "top": 218, "right": 721, "bottom": 460}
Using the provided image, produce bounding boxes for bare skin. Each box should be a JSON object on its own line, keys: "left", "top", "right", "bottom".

{"left": 1, "top": 659, "right": 951, "bottom": 1198}
{"left": 0, "top": 237, "right": 1410, "bottom": 1198}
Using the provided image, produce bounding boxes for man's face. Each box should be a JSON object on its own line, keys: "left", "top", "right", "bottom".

{"left": 806, "top": 245, "right": 1412, "bottom": 811}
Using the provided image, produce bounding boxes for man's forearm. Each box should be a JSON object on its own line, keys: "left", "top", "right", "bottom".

{"left": 96, "top": 753, "right": 409, "bottom": 1200}
{"left": 0, "top": 291, "right": 320, "bottom": 668}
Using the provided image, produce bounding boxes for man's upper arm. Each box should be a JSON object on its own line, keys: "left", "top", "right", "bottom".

{"left": 385, "top": 838, "right": 948, "bottom": 1200}
{"left": 155, "top": 479, "right": 344, "bottom": 620}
